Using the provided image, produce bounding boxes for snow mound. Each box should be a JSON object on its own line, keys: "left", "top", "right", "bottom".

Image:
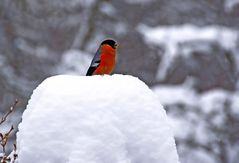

{"left": 17, "top": 74, "right": 180, "bottom": 163}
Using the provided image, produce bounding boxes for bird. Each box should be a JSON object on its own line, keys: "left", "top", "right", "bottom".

{"left": 86, "top": 39, "right": 118, "bottom": 76}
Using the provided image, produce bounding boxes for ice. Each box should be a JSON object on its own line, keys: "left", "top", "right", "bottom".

{"left": 17, "top": 74, "right": 180, "bottom": 163}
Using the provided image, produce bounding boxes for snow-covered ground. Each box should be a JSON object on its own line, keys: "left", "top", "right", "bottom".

{"left": 17, "top": 75, "right": 180, "bottom": 163}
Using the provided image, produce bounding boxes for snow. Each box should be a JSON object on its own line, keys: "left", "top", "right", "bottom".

{"left": 152, "top": 83, "right": 239, "bottom": 163}
{"left": 225, "top": 0, "right": 239, "bottom": 11}
{"left": 152, "top": 84, "right": 197, "bottom": 107}
{"left": 231, "top": 91, "right": 239, "bottom": 113}
{"left": 17, "top": 74, "right": 180, "bottom": 163}
{"left": 27, "top": 0, "right": 95, "bottom": 11}
{"left": 200, "top": 90, "right": 231, "bottom": 114}
{"left": 124, "top": 0, "right": 155, "bottom": 4}
{"left": 138, "top": 24, "right": 239, "bottom": 80}
{"left": 15, "top": 38, "right": 50, "bottom": 58}
{"left": 139, "top": 24, "right": 238, "bottom": 51}
{"left": 100, "top": 2, "right": 116, "bottom": 16}
{"left": 57, "top": 50, "right": 91, "bottom": 75}
{"left": 188, "top": 149, "right": 216, "bottom": 163}
{"left": 153, "top": 83, "right": 235, "bottom": 118}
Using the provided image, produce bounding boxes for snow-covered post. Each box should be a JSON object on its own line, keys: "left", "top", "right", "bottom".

{"left": 17, "top": 74, "right": 180, "bottom": 163}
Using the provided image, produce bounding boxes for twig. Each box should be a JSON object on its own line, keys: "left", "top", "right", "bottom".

{"left": 0, "top": 99, "right": 18, "bottom": 163}
{"left": 12, "top": 143, "right": 17, "bottom": 163}
{"left": 0, "top": 99, "right": 18, "bottom": 125}
{"left": 0, "top": 126, "right": 14, "bottom": 153}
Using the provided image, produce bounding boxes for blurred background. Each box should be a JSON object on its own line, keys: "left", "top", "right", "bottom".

{"left": 0, "top": 0, "right": 239, "bottom": 163}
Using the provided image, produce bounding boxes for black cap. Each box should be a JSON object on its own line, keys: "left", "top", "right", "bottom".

{"left": 101, "top": 39, "right": 118, "bottom": 49}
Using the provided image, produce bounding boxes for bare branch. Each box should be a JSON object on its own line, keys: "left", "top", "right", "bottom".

{"left": 0, "top": 99, "right": 19, "bottom": 163}
{"left": 0, "top": 125, "right": 14, "bottom": 153}
{"left": 12, "top": 144, "right": 18, "bottom": 163}
{"left": 0, "top": 99, "right": 18, "bottom": 125}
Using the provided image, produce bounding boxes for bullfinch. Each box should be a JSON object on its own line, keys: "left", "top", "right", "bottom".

{"left": 86, "top": 39, "right": 118, "bottom": 76}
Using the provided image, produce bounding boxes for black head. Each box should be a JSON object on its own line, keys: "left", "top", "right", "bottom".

{"left": 100, "top": 39, "right": 118, "bottom": 49}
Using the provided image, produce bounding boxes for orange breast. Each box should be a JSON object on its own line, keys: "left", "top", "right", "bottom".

{"left": 93, "top": 45, "right": 116, "bottom": 75}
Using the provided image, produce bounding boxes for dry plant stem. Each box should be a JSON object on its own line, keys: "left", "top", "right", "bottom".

{"left": 0, "top": 126, "right": 14, "bottom": 153}
{"left": 0, "top": 143, "right": 17, "bottom": 163}
{"left": 0, "top": 99, "right": 18, "bottom": 125}
{"left": 12, "top": 144, "right": 17, "bottom": 163}
{"left": 1, "top": 156, "right": 10, "bottom": 163}
{"left": 0, "top": 99, "right": 18, "bottom": 163}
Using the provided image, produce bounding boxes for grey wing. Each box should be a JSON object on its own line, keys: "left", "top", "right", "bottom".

{"left": 86, "top": 47, "right": 101, "bottom": 76}
{"left": 90, "top": 47, "right": 101, "bottom": 67}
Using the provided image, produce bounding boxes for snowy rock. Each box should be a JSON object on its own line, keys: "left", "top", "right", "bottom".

{"left": 17, "top": 75, "right": 180, "bottom": 163}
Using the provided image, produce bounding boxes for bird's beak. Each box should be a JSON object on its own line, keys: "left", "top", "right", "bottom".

{"left": 114, "top": 44, "right": 118, "bottom": 49}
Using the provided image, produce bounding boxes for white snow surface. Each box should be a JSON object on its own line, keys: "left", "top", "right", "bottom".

{"left": 17, "top": 74, "right": 180, "bottom": 163}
